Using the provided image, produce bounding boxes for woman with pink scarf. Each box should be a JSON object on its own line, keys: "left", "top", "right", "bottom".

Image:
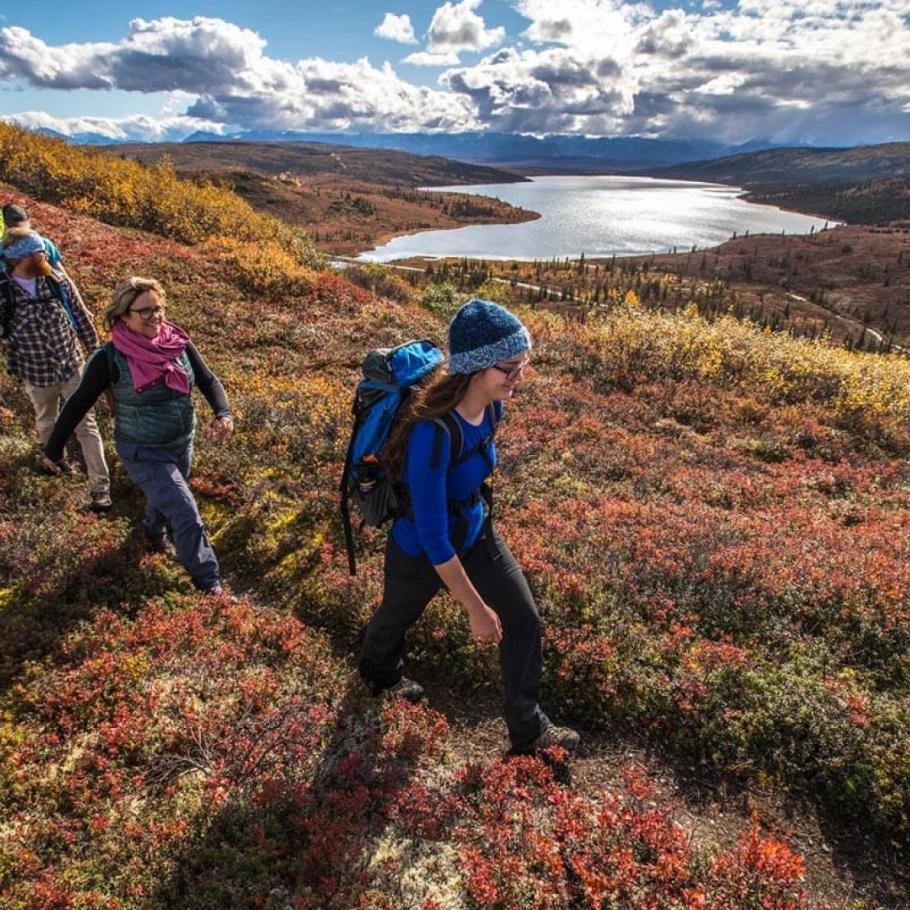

{"left": 44, "top": 277, "right": 234, "bottom": 596}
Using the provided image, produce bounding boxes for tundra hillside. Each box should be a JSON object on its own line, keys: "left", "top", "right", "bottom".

{"left": 103, "top": 139, "right": 537, "bottom": 255}
{"left": 1, "top": 130, "right": 910, "bottom": 908}
{"left": 426, "top": 223, "right": 910, "bottom": 352}
{"left": 647, "top": 142, "right": 910, "bottom": 226}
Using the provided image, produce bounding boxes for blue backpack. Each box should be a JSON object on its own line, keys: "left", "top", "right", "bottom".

{"left": 340, "top": 340, "right": 445, "bottom": 574}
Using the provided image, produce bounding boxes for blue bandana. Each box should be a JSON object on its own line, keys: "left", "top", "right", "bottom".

{"left": 4, "top": 233, "right": 44, "bottom": 261}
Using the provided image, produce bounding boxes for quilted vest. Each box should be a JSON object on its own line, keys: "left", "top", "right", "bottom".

{"left": 108, "top": 343, "right": 196, "bottom": 449}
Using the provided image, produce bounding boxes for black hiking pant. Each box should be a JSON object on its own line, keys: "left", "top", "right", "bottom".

{"left": 359, "top": 524, "right": 547, "bottom": 749}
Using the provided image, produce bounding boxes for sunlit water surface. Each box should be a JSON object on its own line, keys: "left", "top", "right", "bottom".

{"left": 359, "top": 175, "right": 830, "bottom": 262}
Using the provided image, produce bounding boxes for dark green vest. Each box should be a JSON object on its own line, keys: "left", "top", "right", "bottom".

{"left": 107, "top": 344, "right": 196, "bottom": 449}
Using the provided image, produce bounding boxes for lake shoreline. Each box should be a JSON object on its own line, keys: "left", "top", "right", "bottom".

{"left": 354, "top": 175, "right": 831, "bottom": 264}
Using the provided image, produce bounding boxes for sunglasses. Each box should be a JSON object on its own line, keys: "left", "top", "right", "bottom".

{"left": 490, "top": 358, "right": 530, "bottom": 381}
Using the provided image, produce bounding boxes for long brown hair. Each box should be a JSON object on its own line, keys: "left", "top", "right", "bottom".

{"left": 385, "top": 369, "right": 475, "bottom": 482}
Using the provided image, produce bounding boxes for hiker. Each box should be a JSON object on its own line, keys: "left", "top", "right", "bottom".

{"left": 1, "top": 204, "right": 65, "bottom": 272}
{"left": 42, "top": 277, "right": 234, "bottom": 596}
{"left": 1, "top": 228, "right": 112, "bottom": 511}
{"left": 358, "top": 299, "right": 580, "bottom": 754}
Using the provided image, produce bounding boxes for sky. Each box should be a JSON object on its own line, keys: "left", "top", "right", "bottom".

{"left": 1, "top": 0, "right": 909, "bottom": 147}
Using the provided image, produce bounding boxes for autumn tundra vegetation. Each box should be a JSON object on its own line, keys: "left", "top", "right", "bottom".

{"left": 1, "top": 125, "right": 910, "bottom": 908}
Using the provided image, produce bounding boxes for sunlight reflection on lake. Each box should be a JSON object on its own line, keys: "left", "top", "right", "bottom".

{"left": 358, "top": 175, "right": 831, "bottom": 262}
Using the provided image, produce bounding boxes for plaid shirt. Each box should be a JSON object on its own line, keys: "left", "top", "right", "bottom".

{"left": 3, "top": 274, "right": 98, "bottom": 387}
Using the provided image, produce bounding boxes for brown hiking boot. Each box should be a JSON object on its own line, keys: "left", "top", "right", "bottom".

{"left": 528, "top": 723, "right": 581, "bottom": 753}
{"left": 385, "top": 676, "right": 425, "bottom": 704}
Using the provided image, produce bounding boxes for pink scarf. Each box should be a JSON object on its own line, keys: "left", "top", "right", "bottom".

{"left": 112, "top": 320, "right": 191, "bottom": 395}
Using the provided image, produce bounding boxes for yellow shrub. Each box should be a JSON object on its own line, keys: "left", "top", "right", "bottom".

{"left": 525, "top": 302, "right": 910, "bottom": 445}
{"left": 0, "top": 123, "right": 321, "bottom": 267}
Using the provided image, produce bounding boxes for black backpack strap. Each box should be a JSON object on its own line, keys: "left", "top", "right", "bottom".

{"left": 46, "top": 274, "right": 65, "bottom": 305}
{"left": 430, "top": 411, "right": 462, "bottom": 471}
{"left": 449, "top": 403, "right": 499, "bottom": 472}
{"left": 0, "top": 272, "right": 16, "bottom": 339}
{"left": 339, "top": 404, "right": 365, "bottom": 576}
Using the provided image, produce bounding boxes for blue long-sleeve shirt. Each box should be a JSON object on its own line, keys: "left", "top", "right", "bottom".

{"left": 392, "top": 401, "right": 502, "bottom": 564}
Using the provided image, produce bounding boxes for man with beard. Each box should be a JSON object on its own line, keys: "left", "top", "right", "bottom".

{"left": 1, "top": 204, "right": 64, "bottom": 271}
{"left": 1, "top": 228, "right": 111, "bottom": 511}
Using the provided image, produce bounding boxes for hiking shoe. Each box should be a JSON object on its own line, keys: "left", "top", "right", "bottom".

{"left": 528, "top": 723, "right": 581, "bottom": 753}
{"left": 204, "top": 585, "right": 238, "bottom": 604}
{"left": 89, "top": 491, "right": 113, "bottom": 512}
{"left": 385, "top": 676, "right": 425, "bottom": 704}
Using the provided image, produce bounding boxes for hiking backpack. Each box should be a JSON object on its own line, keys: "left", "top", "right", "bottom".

{"left": 340, "top": 339, "right": 445, "bottom": 574}
{"left": 339, "top": 339, "right": 502, "bottom": 575}
{"left": 0, "top": 270, "right": 72, "bottom": 339}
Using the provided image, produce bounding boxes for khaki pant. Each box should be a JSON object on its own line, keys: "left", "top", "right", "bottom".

{"left": 24, "top": 371, "right": 110, "bottom": 494}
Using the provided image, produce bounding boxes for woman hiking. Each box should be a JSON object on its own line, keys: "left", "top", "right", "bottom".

{"left": 359, "top": 299, "right": 580, "bottom": 754}
{"left": 42, "top": 277, "right": 234, "bottom": 596}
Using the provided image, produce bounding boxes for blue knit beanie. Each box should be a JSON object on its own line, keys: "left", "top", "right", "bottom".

{"left": 447, "top": 299, "right": 532, "bottom": 375}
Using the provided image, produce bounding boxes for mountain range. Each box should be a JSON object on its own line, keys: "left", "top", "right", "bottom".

{"left": 645, "top": 142, "right": 910, "bottom": 223}
{"left": 49, "top": 127, "right": 788, "bottom": 171}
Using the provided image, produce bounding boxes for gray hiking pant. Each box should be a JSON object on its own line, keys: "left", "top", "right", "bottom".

{"left": 116, "top": 440, "right": 221, "bottom": 592}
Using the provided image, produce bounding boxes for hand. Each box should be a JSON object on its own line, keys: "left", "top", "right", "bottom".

{"left": 468, "top": 603, "right": 503, "bottom": 645}
{"left": 207, "top": 415, "right": 234, "bottom": 443}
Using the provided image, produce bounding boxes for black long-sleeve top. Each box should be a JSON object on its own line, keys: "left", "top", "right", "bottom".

{"left": 45, "top": 341, "right": 231, "bottom": 462}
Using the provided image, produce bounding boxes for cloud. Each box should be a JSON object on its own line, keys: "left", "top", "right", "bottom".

{"left": 402, "top": 50, "right": 461, "bottom": 66}
{"left": 0, "top": 26, "right": 116, "bottom": 89}
{"left": 443, "top": 45, "right": 636, "bottom": 133}
{"left": 426, "top": 0, "right": 505, "bottom": 53}
{"left": 1, "top": 5, "right": 909, "bottom": 145}
{"left": 636, "top": 11, "right": 695, "bottom": 58}
{"left": 504, "top": 0, "right": 910, "bottom": 142}
{"left": 0, "top": 17, "right": 275, "bottom": 94}
{"left": 374, "top": 13, "right": 417, "bottom": 44}
{"left": 0, "top": 18, "right": 476, "bottom": 134}
{"left": 1, "top": 109, "right": 225, "bottom": 142}
{"left": 184, "top": 56, "right": 477, "bottom": 133}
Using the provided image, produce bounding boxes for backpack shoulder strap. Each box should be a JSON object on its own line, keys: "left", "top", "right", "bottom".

{"left": 45, "top": 273, "right": 65, "bottom": 304}
{"left": 0, "top": 272, "right": 16, "bottom": 338}
{"left": 447, "top": 404, "right": 500, "bottom": 472}
{"left": 430, "top": 411, "right": 463, "bottom": 471}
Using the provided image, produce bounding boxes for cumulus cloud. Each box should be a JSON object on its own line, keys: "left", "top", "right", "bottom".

{"left": 2, "top": 109, "right": 225, "bottom": 142}
{"left": 402, "top": 50, "right": 461, "bottom": 66}
{"left": 636, "top": 11, "right": 695, "bottom": 59}
{"left": 443, "top": 45, "right": 636, "bottom": 133}
{"left": 0, "top": 26, "right": 116, "bottom": 89}
{"left": 426, "top": 0, "right": 505, "bottom": 53}
{"left": 1, "top": 4, "right": 910, "bottom": 145}
{"left": 0, "top": 17, "right": 476, "bottom": 134}
{"left": 507, "top": 0, "right": 910, "bottom": 143}
{"left": 184, "top": 55, "right": 477, "bottom": 133}
{"left": 374, "top": 13, "right": 417, "bottom": 44}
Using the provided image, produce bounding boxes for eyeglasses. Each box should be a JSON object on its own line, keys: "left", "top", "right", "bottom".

{"left": 129, "top": 304, "right": 166, "bottom": 321}
{"left": 490, "top": 358, "right": 530, "bottom": 381}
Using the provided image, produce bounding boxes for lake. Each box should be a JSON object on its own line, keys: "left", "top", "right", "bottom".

{"left": 358, "top": 175, "right": 831, "bottom": 262}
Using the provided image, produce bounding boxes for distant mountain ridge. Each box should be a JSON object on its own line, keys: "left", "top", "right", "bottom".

{"left": 101, "top": 139, "right": 528, "bottom": 187}
{"left": 58, "top": 126, "right": 792, "bottom": 172}
{"left": 645, "top": 142, "right": 910, "bottom": 185}
{"left": 642, "top": 142, "right": 910, "bottom": 224}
